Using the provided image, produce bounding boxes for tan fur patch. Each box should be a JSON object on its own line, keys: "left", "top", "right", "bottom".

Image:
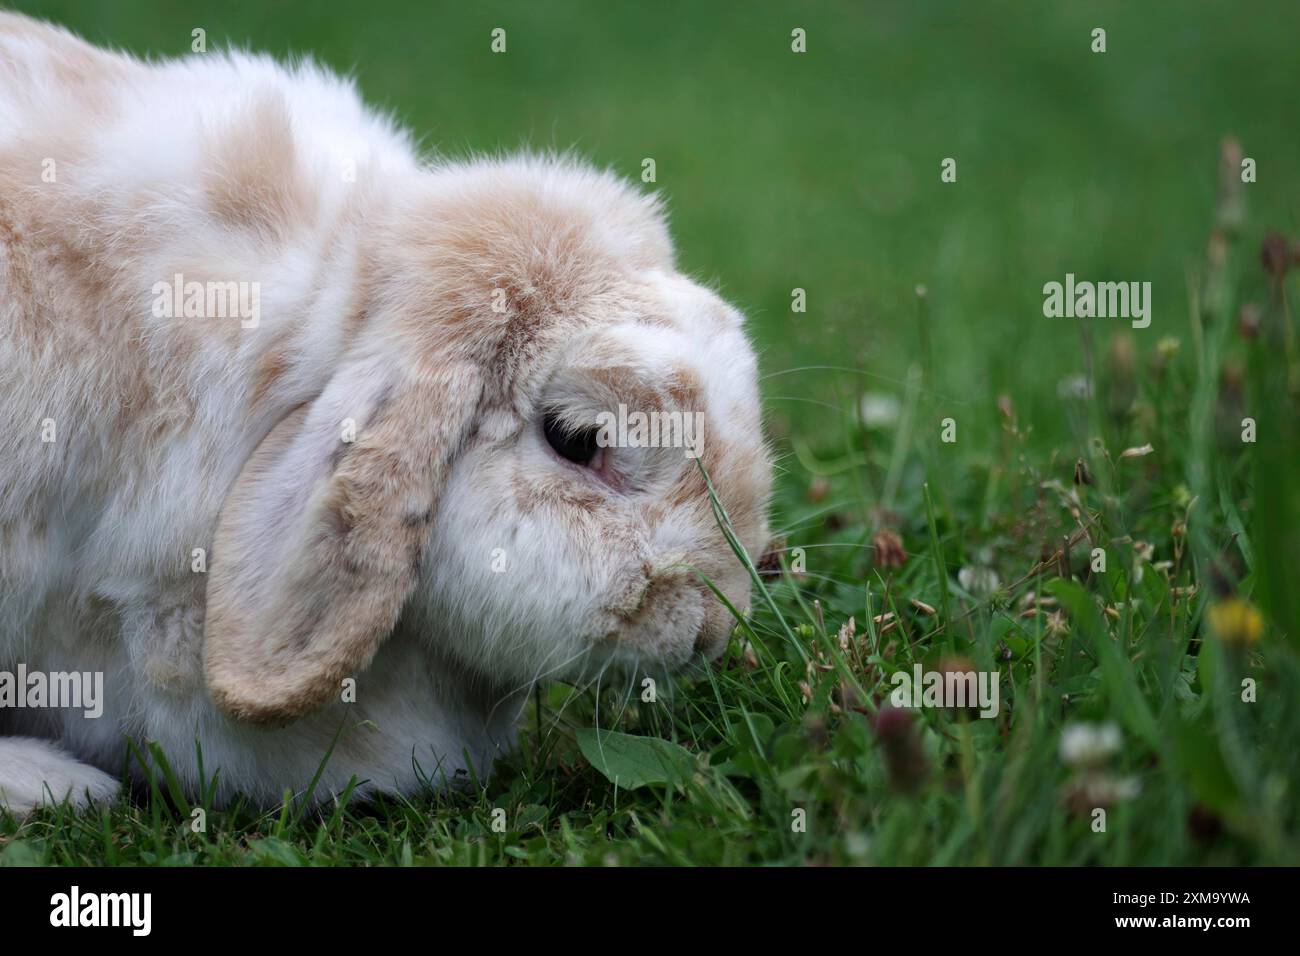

{"left": 251, "top": 342, "right": 290, "bottom": 407}
{"left": 203, "top": 94, "right": 317, "bottom": 242}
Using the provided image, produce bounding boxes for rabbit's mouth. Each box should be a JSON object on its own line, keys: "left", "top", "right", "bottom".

{"left": 588, "top": 563, "right": 735, "bottom": 672}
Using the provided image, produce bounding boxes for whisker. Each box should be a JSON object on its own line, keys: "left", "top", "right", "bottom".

{"left": 760, "top": 365, "right": 972, "bottom": 404}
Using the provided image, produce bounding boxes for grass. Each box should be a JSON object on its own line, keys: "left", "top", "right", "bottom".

{"left": 3, "top": 0, "right": 1299, "bottom": 865}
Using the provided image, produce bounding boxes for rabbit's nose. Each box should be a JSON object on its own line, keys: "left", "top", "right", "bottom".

{"left": 606, "top": 552, "right": 690, "bottom": 618}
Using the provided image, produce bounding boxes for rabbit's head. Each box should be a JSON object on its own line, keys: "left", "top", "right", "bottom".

{"left": 204, "top": 158, "right": 772, "bottom": 723}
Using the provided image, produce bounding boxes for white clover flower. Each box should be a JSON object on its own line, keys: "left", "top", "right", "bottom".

{"left": 958, "top": 565, "right": 1000, "bottom": 597}
{"left": 1063, "top": 771, "right": 1141, "bottom": 811}
{"left": 859, "top": 392, "right": 901, "bottom": 429}
{"left": 1059, "top": 721, "right": 1123, "bottom": 768}
{"left": 1110, "top": 776, "right": 1141, "bottom": 801}
{"left": 1056, "top": 374, "right": 1093, "bottom": 401}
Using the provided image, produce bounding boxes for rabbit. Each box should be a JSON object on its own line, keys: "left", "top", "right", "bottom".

{"left": 0, "top": 13, "right": 772, "bottom": 812}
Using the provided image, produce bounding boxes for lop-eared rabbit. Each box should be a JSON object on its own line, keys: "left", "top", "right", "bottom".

{"left": 0, "top": 14, "right": 771, "bottom": 812}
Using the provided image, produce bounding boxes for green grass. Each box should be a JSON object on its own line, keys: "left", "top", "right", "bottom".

{"left": 3, "top": 0, "right": 1299, "bottom": 865}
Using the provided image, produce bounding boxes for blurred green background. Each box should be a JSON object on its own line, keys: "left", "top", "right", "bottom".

{"left": 13, "top": 0, "right": 1300, "bottom": 448}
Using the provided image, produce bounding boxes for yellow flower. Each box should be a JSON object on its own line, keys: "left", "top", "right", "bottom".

{"left": 1207, "top": 599, "right": 1264, "bottom": 646}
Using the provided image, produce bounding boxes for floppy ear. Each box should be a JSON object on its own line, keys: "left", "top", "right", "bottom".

{"left": 203, "top": 356, "right": 482, "bottom": 724}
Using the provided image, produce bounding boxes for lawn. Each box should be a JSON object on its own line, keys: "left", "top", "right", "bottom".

{"left": 2, "top": 0, "right": 1298, "bottom": 865}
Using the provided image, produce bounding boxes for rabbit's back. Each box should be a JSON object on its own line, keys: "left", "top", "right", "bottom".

{"left": 0, "top": 13, "right": 410, "bottom": 668}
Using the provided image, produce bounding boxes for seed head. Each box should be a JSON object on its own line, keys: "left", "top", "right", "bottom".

{"left": 1262, "top": 230, "right": 1291, "bottom": 279}
{"left": 872, "top": 528, "right": 907, "bottom": 570}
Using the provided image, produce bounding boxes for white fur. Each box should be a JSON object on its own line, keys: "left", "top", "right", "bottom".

{"left": 0, "top": 737, "right": 120, "bottom": 813}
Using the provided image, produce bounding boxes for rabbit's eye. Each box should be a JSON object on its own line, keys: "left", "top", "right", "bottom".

{"left": 543, "top": 413, "right": 601, "bottom": 466}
